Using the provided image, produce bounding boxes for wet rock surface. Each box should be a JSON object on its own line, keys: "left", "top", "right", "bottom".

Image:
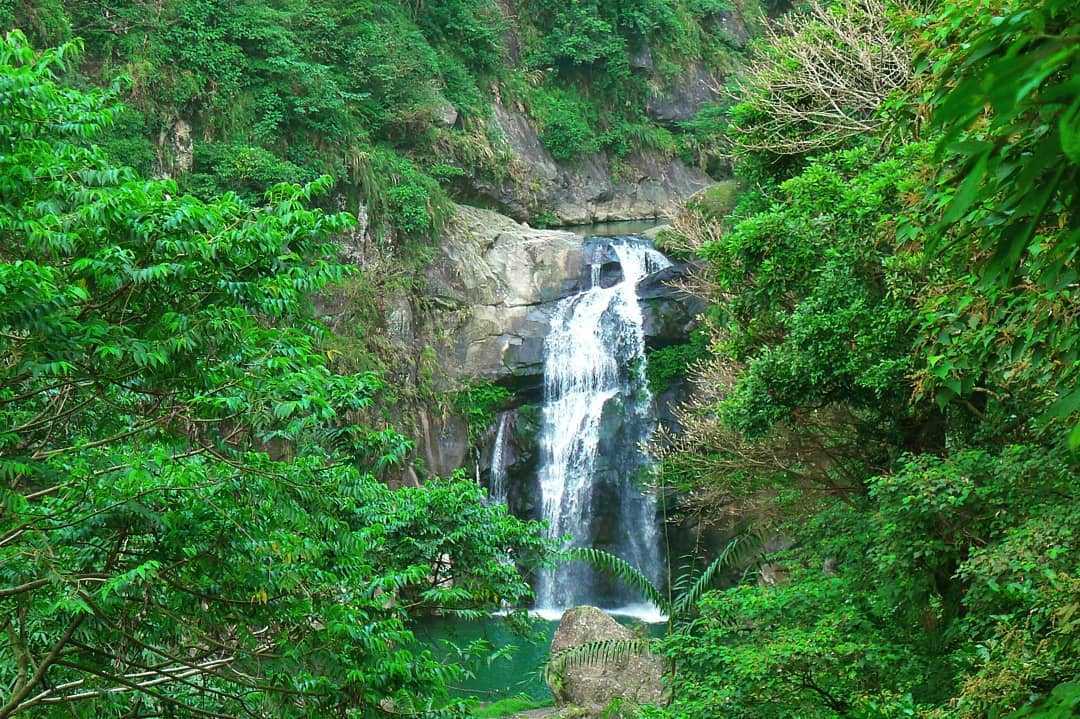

{"left": 426, "top": 206, "right": 701, "bottom": 385}
{"left": 639, "top": 264, "right": 706, "bottom": 347}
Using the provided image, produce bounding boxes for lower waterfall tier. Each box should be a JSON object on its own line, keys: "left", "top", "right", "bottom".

{"left": 533, "top": 238, "right": 670, "bottom": 610}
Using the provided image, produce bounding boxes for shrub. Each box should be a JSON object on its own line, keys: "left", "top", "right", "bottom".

{"left": 526, "top": 84, "right": 601, "bottom": 160}
{"left": 646, "top": 331, "right": 710, "bottom": 393}
{"left": 454, "top": 382, "right": 513, "bottom": 441}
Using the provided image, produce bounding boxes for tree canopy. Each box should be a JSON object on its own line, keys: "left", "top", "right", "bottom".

{"left": 0, "top": 31, "right": 549, "bottom": 717}
{"left": 643, "top": 0, "right": 1080, "bottom": 716}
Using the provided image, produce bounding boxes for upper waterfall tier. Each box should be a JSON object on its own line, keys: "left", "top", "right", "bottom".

{"left": 425, "top": 206, "right": 703, "bottom": 387}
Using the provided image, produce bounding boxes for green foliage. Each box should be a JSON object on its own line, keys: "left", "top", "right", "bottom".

{"left": 650, "top": 556, "right": 927, "bottom": 718}
{"left": 5, "top": 0, "right": 761, "bottom": 242}
{"left": 676, "top": 102, "right": 735, "bottom": 172}
{"left": 602, "top": 118, "right": 679, "bottom": 158}
{"left": 471, "top": 694, "right": 553, "bottom": 718}
{"left": 926, "top": 0, "right": 1079, "bottom": 288}
{"left": 1006, "top": 683, "right": 1080, "bottom": 719}
{"left": 706, "top": 143, "right": 925, "bottom": 440}
{"left": 525, "top": 84, "right": 602, "bottom": 161}
{"left": 684, "top": 178, "right": 739, "bottom": 218}
{"left": 918, "top": 0, "right": 1080, "bottom": 445}
{"left": 669, "top": 532, "right": 762, "bottom": 617}
{"left": 354, "top": 144, "right": 453, "bottom": 239}
{"left": 645, "top": 331, "right": 709, "bottom": 393}
{"left": 5, "top": 0, "right": 496, "bottom": 238}
{"left": 544, "top": 534, "right": 763, "bottom": 692}
{"left": 520, "top": 0, "right": 666, "bottom": 74}
{"left": 454, "top": 382, "right": 513, "bottom": 441}
{"left": 642, "top": 1, "right": 1080, "bottom": 718}
{"left": 543, "top": 638, "right": 656, "bottom": 689}
{"left": 0, "top": 33, "right": 551, "bottom": 716}
{"left": 565, "top": 547, "right": 671, "bottom": 611}
{"left": 187, "top": 141, "right": 315, "bottom": 200}
{"left": 412, "top": 0, "right": 507, "bottom": 74}
{"left": 507, "top": 0, "right": 760, "bottom": 163}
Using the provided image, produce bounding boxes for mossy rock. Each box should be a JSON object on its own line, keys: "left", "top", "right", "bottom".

{"left": 688, "top": 179, "right": 739, "bottom": 219}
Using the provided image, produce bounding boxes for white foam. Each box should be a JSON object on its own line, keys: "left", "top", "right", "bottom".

{"left": 533, "top": 241, "right": 671, "bottom": 609}
{"left": 524, "top": 604, "right": 668, "bottom": 624}
{"left": 604, "top": 603, "right": 669, "bottom": 624}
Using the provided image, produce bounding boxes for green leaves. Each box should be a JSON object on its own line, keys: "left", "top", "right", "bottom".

{"left": 453, "top": 381, "right": 512, "bottom": 442}
{"left": 0, "top": 35, "right": 551, "bottom": 717}
{"left": 670, "top": 532, "right": 762, "bottom": 618}
{"left": 544, "top": 534, "right": 762, "bottom": 699}
{"left": 542, "top": 638, "right": 655, "bottom": 689}
{"left": 927, "top": 0, "right": 1080, "bottom": 288}
{"left": 640, "top": 2, "right": 1080, "bottom": 717}
{"left": 705, "top": 143, "right": 925, "bottom": 440}
{"left": 1006, "top": 682, "right": 1080, "bottom": 718}
{"left": 566, "top": 546, "right": 670, "bottom": 613}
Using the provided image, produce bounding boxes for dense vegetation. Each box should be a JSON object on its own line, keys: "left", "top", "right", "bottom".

{"left": 0, "top": 31, "right": 551, "bottom": 717}
{"left": 1, "top": 0, "right": 755, "bottom": 238}
{"left": 641, "top": 0, "right": 1080, "bottom": 716}
{"left": 0, "top": 0, "right": 762, "bottom": 398}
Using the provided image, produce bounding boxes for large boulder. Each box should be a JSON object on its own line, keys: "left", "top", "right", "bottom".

{"left": 547, "top": 606, "right": 666, "bottom": 714}
{"left": 422, "top": 205, "right": 585, "bottom": 384}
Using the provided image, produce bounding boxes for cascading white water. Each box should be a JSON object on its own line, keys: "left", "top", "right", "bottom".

{"left": 535, "top": 239, "right": 671, "bottom": 613}
{"left": 489, "top": 411, "right": 511, "bottom": 504}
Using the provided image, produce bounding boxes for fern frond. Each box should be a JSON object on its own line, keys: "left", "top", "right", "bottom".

{"left": 542, "top": 638, "right": 654, "bottom": 688}
{"left": 566, "top": 547, "right": 668, "bottom": 613}
{"left": 672, "top": 532, "right": 763, "bottom": 618}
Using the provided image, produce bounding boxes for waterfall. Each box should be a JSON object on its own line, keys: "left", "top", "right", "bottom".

{"left": 534, "top": 239, "right": 671, "bottom": 615}
{"left": 489, "top": 411, "right": 511, "bottom": 504}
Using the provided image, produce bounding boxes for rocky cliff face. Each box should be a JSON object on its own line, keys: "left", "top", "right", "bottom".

{"left": 468, "top": 2, "right": 752, "bottom": 226}
{"left": 472, "top": 101, "right": 713, "bottom": 226}
{"left": 420, "top": 205, "right": 585, "bottom": 384}
{"left": 420, "top": 204, "right": 701, "bottom": 388}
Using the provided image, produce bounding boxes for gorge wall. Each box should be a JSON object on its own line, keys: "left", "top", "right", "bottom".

{"left": 19, "top": 0, "right": 750, "bottom": 497}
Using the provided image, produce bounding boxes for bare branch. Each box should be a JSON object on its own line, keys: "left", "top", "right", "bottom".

{"left": 726, "top": 0, "right": 912, "bottom": 156}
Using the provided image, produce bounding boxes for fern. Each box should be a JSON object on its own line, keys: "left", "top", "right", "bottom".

{"left": 565, "top": 547, "right": 669, "bottom": 613}
{"left": 671, "top": 532, "right": 763, "bottom": 618}
{"left": 544, "top": 533, "right": 764, "bottom": 688}
{"left": 542, "top": 638, "right": 654, "bottom": 688}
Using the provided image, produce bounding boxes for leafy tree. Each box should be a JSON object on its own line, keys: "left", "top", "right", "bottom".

{"left": 638, "top": 0, "right": 1080, "bottom": 717}
{"left": 917, "top": 0, "right": 1080, "bottom": 446}
{"left": 926, "top": 0, "right": 1079, "bottom": 288}
{"left": 0, "top": 32, "right": 549, "bottom": 717}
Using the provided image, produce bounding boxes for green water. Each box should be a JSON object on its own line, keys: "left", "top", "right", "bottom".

{"left": 562, "top": 218, "right": 663, "bottom": 237}
{"left": 415, "top": 613, "right": 667, "bottom": 702}
{"left": 416, "top": 615, "right": 558, "bottom": 701}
